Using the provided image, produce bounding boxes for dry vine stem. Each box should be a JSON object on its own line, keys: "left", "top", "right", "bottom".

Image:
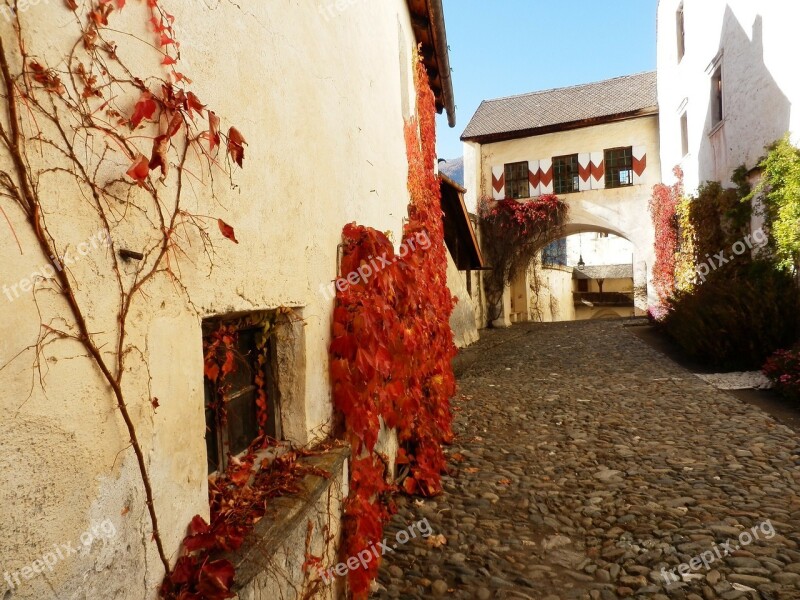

{"left": 0, "top": 1, "right": 243, "bottom": 577}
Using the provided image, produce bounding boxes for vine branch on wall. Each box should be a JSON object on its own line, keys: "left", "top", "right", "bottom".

{"left": 0, "top": 0, "right": 244, "bottom": 577}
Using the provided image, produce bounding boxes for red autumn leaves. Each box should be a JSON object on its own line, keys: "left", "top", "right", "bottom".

{"left": 329, "top": 53, "right": 457, "bottom": 599}
{"left": 126, "top": 87, "right": 246, "bottom": 182}
{"left": 34, "top": 0, "right": 247, "bottom": 246}
{"left": 29, "top": 62, "right": 66, "bottom": 95}
{"left": 124, "top": 86, "right": 246, "bottom": 245}
{"left": 649, "top": 166, "right": 684, "bottom": 315}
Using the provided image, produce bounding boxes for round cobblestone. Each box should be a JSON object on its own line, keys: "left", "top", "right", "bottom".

{"left": 375, "top": 321, "right": 800, "bottom": 599}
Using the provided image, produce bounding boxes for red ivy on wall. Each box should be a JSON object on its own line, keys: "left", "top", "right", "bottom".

{"left": 649, "top": 167, "right": 684, "bottom": 320}
{"left": 329, "top": 51, "right": 457, "bottom": 598}
{"left": 479, "top": 196, "right": 565, "bottom": 236}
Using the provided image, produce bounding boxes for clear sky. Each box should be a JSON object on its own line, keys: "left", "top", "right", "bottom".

{"left": 436, "top": 0, "right": 658, "bottom": 159}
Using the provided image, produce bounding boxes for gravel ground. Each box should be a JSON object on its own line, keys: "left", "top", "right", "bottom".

{"left": 374, "top": 320, "right": 800, "bottom": 600}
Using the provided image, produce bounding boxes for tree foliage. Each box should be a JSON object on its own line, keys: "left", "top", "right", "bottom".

{"left": 752, "top": 135, "right": 800, "bottom": 272}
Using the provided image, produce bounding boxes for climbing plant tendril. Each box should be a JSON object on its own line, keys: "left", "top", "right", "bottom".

{"left": 478, "top": 195, "right": 568, "bottom": 326}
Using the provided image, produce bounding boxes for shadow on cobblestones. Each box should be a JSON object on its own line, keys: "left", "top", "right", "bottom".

{"left": 375, "top": 320, "right": 800, "bottom": 600}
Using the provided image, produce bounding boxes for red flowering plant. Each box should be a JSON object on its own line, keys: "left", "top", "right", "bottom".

{"left": 478, "top": 195, "right": 568, "bottom": 325}
{"left": 763, "top": 348, "right": 800, "bottom": 402}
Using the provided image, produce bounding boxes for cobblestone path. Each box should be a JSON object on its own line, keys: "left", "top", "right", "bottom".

{"left": 375, "top": 320, "right": 800, "bottom": 600}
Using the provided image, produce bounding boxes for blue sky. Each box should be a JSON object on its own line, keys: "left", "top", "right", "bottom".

{"left": 436, "top": 0, "right": 658, "bottom": 159}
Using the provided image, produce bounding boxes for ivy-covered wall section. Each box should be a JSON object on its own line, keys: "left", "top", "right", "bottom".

{"left": 648, "top": 137, "right": 800, "bottom": 370}
{"left": 329, "top": 53, "right": 457, "bottom": 599}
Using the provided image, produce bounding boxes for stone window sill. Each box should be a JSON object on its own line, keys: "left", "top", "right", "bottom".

{"left": 222, "top": 445, "right": 350, "bottom": 591}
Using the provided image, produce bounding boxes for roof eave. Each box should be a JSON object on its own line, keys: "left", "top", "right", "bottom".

{"left": 407, "top": 0, "right": 456, "bottom": 127}
{"left": 461, "top": 106, "right": 659, "bottom": 144}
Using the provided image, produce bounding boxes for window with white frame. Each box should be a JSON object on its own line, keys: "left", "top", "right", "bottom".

{"left": 711, "top": 65, "right": 724, "bottom": 127}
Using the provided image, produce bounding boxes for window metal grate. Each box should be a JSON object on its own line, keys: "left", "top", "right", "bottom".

{"left": 203, "top": 315, "right": 278, "bottom": 474}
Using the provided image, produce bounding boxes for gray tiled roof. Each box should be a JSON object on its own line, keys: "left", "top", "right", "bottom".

{"left": 461, "top": 72, "right": 657, "bottom": 141}
{"left": 573, "top": 264, "right": 634, "bottom": 280}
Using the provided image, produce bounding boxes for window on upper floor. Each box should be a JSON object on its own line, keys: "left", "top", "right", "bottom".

{"left": 680, "top": 111, "right": 689, "bottom": 157}
{"left": 504, "top": 161, "right": 530, "bottom": 199}
{"left": 604, "top": 147, "right": 634, "bottom": 188}
{"left": 711, "top": 66, "right": 724, "bottom": 128}
{"left": 552, "top": 154, "right": 580, "bottom": 194}
{"left": 676, "top": 4, "right": 686, "bottom": 62}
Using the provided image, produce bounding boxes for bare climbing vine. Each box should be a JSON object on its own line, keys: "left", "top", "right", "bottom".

{"left": 0, "top": 0, "right": 244, "bottom": 578}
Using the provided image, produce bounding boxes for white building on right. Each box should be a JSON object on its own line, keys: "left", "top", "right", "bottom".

{"left": 657, "top": 0, "right": 800, "bottom": 192}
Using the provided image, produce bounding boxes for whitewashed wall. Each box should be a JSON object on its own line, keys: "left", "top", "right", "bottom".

{"left": 657, "top": 0, "right": 800, "bottom": 191}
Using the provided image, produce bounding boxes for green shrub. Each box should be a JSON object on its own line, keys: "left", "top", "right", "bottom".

{"left": 662, "top": 261, "right": 800, "bottom": 370}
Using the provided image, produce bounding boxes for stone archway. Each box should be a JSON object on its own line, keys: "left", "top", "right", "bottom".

{"left": 503, "top": 216, "right": 652, "bottom": 326}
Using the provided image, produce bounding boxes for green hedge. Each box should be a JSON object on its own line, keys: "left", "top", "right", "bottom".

{"left": 662, "top": 261, "right": 800, "bottom": 370}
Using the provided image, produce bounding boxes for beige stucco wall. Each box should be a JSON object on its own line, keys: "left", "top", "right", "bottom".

{"left": 467, "top": 116, "right": 661, "bottom": 317}
{"left": 446, "top": 253, "right": 479, "bottom": 348}
{"left": 0, "top": 1, "right": 429, "bottom": 598}
{"left": 657, "top": 0, "right": 800, "bottom": 192}
{"left": 533, "top": 266, "right": 576, "bottom": 323}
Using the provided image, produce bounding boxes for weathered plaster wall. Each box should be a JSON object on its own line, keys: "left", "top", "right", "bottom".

{"left": 462, "top": 141, "right": 481, "bottom": 214}
{"left": 446, "top": 253, "right": 479, "bottom": 348}
{"left": 532, "top": 265, "right": 575, "bottom": 323}
{"left": 657, "top": 0, "right": 800, "bottom": 192}
{"left": 0, "top": 1, "right": 427, "bottom": 598}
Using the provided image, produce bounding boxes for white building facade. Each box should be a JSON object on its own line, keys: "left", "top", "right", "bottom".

{"left": 657, "top": 0, "right": 800, "bottom": 191}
